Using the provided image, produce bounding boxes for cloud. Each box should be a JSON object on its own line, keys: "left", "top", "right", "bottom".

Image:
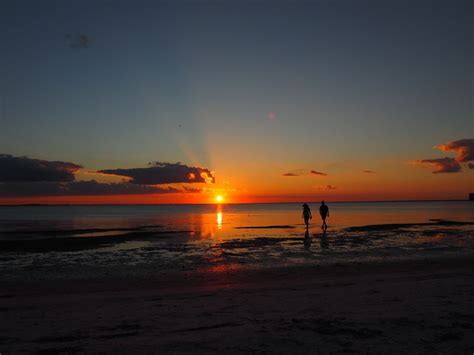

{"left": 0, "top": 154, "right": 82, "bottom": 182}
{"left": 468, "top": 163, "right": 474, "bottom": 169}
{"left": 98, "top": 162, "right": 215, "bottom": 185}
{"left": 0, "top": 180, "right": 183, "bottom": 197}
{"left": 362, "top": 170, "right": 376, "bottom": 174}
{"left": 284, "top": 169, "right": 326, "bottom": 177}
{"left": 314, "top": 184, "right": 337, "bottom": 191}
{"left": 182, "top": 186, "right": 202, "bottom": 193}
{"left": 67, "top": 181, "right": 181, "bottom": 195}
{"left": 310, "top": 170, "right": 327, "bottom": 176}
{"left": 436, "top": 139, "right": 474, "bottom": 162}
{"left": 415, "top": 157, "right": 462, "bottom": 173}
{"left": 0, "top": 156, "right": 212, "bottom": 198}
{"left": 65, "top": 33, "right": 92, "bottom": 48}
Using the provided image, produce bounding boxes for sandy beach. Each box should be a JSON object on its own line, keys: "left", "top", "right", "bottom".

{"left": 1, "top": 255, "right": 473, "bottom": 354}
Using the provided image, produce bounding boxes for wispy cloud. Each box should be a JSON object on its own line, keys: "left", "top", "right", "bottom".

{"left": 310, "top": 170, "right": 327, "bottom": 176}
{"left": 314, "top": 184, "right": 337, "bottom": 191}
{"left": 362, "top": 170, "right": 376, "bottom": 174}
{"left": 284, "top": 169, "right": 328, "bottom": 177}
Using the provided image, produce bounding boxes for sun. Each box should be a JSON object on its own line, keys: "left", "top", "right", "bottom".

{"left": 215, "top": 195, "right": 223, "bottom": 203}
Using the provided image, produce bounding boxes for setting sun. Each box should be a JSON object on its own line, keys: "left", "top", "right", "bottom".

{"left": 215, "top": 195, "right": 223, "bottom": 203}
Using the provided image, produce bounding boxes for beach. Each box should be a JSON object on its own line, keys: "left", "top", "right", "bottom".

{"left": 1, "top": 202, "right": 473, "bottom": 353}
{"left": 1, "top": 256, "right": 473, "bottom": 354}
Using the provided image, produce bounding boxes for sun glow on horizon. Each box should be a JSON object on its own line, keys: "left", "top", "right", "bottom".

{"left": 215, "top": 195, "right": 224, "bottom": 203}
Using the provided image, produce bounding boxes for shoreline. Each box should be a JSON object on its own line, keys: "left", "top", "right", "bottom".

{"left": 1, "top": 255, "right": 473, "bottom": 353}
{"left": 2, "top": 252, "right": 473, "bottom": 289}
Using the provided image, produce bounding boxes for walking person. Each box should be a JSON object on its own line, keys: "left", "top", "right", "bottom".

{"left": 319, "top": 201, "right": 329, "bottom": 231}
{"left": 302, "top": 203, "right": 312, "bottom": 229}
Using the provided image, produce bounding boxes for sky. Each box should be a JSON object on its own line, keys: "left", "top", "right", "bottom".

{"left": 0, "top": 0, "right": 473, "bottom": 204}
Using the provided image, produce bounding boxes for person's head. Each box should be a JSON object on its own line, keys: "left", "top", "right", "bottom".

{"left": 303, "top": 203, "right": 308, "bottom": 208}
{"left": 321, "top": 200, "right": 325, "bottom": 205}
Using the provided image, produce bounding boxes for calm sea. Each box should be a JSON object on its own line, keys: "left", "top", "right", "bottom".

{"left": 0, "top": 201, "right": 473, "bottom": 279}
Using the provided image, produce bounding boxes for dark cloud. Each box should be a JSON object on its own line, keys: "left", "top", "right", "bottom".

{"left": 282, "top": 173, "right": 299, "bottom": 177}
{"left": 436, "top": 139, "right": 474, "bottom": 162}
{"left": 0, "top": 156, "right": 212, "bottom": 197}
{"left": 0, "top": 180, "right": 182, "bottom": 197}
{"left": 362, "top": 170, "right": 376, "bottom": 174}
{"left": 415, "top": 157, "right": 462, "bottom": 173}
{"left": 468, "top": 163, "right": 474, "bottom": 169}
{"left": 98, "top": 162, "right": 215, "bottom": 185}
{"left": 310, "top": 170, "right": 327, "bottom": 176}
{"left": 0, "top": 154, "right": 82, "bottom": 182}
{"left": 65, "top": 33, "right": 92, "bottom": 48}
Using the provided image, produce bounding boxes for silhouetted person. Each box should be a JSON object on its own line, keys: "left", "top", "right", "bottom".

{"left": 302, "top": 203, "right": 312, "bottom": 228}
{"left": 319, "top": 200, "right": 329, "bottom": 231}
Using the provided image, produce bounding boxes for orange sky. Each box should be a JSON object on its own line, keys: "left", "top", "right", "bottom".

{"left": 2, "top": 164, "right": 472, "bottom": 205}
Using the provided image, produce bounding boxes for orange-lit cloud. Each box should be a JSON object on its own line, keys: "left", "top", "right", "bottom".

{"left": 436, "top": 139, "right": 474, "bottom": 162}
{"left": 415, "top": 138, "right": 474, "bottom": 174}
{"left": 414, "top": 157, "right": 462, "bottom": 173}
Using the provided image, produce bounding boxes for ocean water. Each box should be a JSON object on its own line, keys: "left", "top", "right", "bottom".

{"left": 0, "top": 201, "right": 473, "bottom": 279}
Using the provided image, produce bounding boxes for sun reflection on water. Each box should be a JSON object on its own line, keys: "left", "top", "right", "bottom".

{"left": 217, "top": 212, "right": 223, "bottom": 229}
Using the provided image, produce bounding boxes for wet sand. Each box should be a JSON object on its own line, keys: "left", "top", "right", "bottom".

{"left": 1, "top": 256, "right": 473, "bottom": 354}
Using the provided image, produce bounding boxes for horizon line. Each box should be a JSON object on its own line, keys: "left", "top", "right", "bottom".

{"left": 0, "top": 198, "right": 471, "bottom": 207}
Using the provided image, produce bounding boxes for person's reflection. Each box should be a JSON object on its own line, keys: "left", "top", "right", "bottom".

{"left": 319, "top": 230, "right": 329, "bottom": 250}
{"left": 304, "top": 229, "right": 311, "bottom": 250}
